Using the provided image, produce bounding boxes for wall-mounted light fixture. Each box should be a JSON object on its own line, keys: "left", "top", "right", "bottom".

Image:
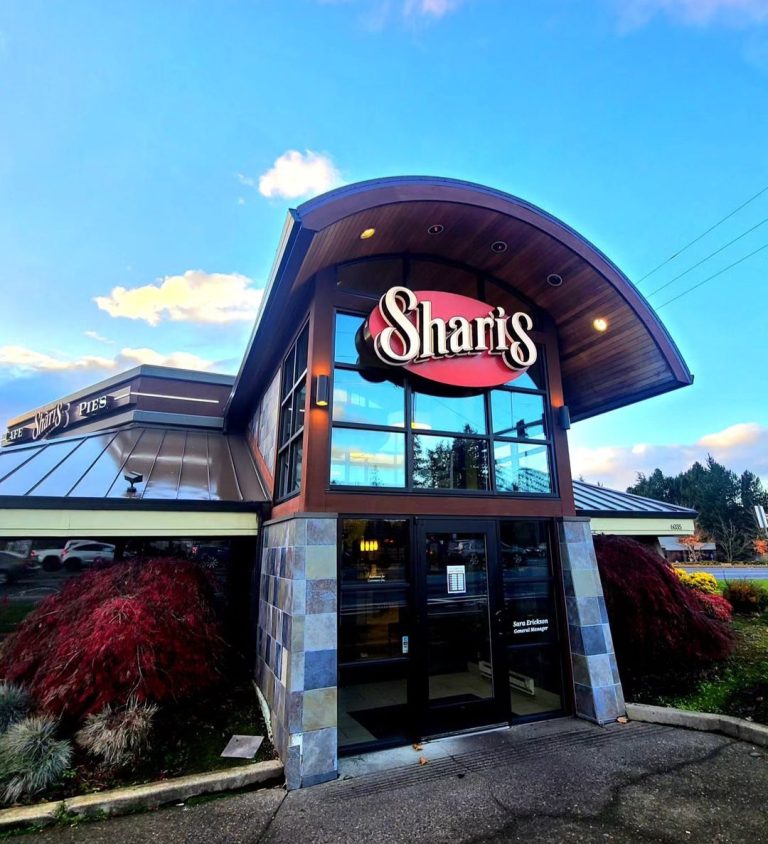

{"left": 360, "top": 539, "right": 379, "bottom": 552}
{"left": 557, "top": 406, "right": 571, "bottom": 431}
{"left": 314, "top": 374, "right": 330, "bottom": 407}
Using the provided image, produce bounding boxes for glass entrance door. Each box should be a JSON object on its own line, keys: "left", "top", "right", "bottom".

{"left": 416, "top": 521, "right": 506, "bottom": 736}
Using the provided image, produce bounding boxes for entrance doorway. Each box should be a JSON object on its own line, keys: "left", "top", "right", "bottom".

{"left": 338, "top": 517, "right": 566, "bottom": 753}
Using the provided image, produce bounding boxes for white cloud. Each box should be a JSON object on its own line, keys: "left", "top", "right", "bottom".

{"left": 115, "top": 347, "right": 215, "bottom": 371}
{"left": 0, "top": 347, "right": 114, "bottom": 374}
{"left": 403, "top": 0, "right": 461, "bottom": 17}
{"left": 83, "top": 330, "right": 114, "bottom": 344}
{"left": 317, "top": 0, "right": 464, "bottom": 25}
{"left": 94, "top": 270, "right": 262, "bottom": 326}
{"left": 0, "top": 345, "right": 216, "bottom": 377}
{"left": 255, "top": 150, "right": 342, "bottom": 200}
{"left": 571, "top": 422, "right": 768, "bottom": 489}
{"left": 618, "top": 0, "right": 768, "bottom": 29}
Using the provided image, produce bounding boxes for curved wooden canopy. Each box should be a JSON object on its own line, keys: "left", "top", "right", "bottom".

{"left": 229, "top": 176, "right": 692, "bottom": 423}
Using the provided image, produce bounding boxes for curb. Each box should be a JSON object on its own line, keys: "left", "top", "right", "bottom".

{"left": 0, "top": 759, "right": 284, "bottom": 831}
{"left": 627, "top": 703, "right": 768, "bottom": 748}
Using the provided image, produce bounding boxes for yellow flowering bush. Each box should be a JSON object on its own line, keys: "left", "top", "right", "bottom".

{"left": 673, "top": 568, "right": 718, "bottom": 595}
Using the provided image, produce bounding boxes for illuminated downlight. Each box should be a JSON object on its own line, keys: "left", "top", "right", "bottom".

{"left": 593, "top": 317, "right": 609, "bottom": 332}
{"left": 360, "top": 228, "right": 376, "bottom": 240}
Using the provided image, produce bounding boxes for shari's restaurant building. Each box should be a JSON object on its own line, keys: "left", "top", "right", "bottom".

{"left": 0, "top": 178, "right": 693, "bottom": 788}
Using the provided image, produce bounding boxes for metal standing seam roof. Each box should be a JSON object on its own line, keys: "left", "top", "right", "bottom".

{"left": 0, "top": 429, "right": 694, "bottom": 519}
{"left": 0, "top": 427, "right": 268, "bottom": 508}
{"left": 573, "top": 480, "right": 697, "bottom": 517}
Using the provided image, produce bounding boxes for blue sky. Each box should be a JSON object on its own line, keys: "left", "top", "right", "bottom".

{"left": 1, "top": 0, "right": 767, "bottom": 489}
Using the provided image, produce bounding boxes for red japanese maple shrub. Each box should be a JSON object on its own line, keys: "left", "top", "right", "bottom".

{"left": 593, "top": 535, "right": 733, "bottom": 694}
{"left": 693, "top": 592, "right": 733, "bottom": 623}
{"left": 0, "top": 560, "right": 225, "bottom": 722}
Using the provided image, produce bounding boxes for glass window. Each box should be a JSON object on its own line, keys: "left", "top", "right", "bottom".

{"left": 341, "top": 518, "right": 409, "bottom": 583}
{"left": 331, "top": 428, "right": 406, "bottom": 488}
{"left": 339, "top": 589, "right": 409, "bottom": 662}
{"left": 295, "top": 324, "right": 309, "bottom": 378}
{"left": 334, "top": 314, "right": 365, "bottom": 365}
{"left": 412, "top": 391, "right": 486, "bottom": 436}
{"left": 331, "top": 313, "right": 554, "bottom": 496}
{"left": 507, "top": 645, "right": 563, "bottom": 717}
{"left": 494, "top": 442, "right": 551, "bottom": 494}
{"left": 337, "top": 258, "right": 404, "bottom": 297}
{"left": 413, "top": 434, "right": 490, "bottom": 490}
{"left": 409, "top": 260, "right": 479, "bottom": 298}
{"left": 491, "top": 391, "right": 546, "bottom": 440}
{"left": 505, "top": 582, "right": 557, "bottom": 645}
{"left": 333, "top": 368, "right": 405, "bottom": 428}
{"left": 500, "top": 521, "right": 552, "bottom": 580}
{"left": 275, "top": 322, "right": 309, "bottom": 499}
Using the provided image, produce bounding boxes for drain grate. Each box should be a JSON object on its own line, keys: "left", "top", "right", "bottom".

{"left": 329, "top": 723, "right": 673, "bottom": 801}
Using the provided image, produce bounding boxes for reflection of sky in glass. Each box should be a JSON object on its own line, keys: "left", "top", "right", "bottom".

{"left": 491, "top": 391, "right": 545, "bottom": 439}
{"left": 494, "top": 442, "right": 551, "bottom": 493}
{"left": 333, "top": 368, "right": 404, "bottom": 427}
{"left": 505, "top": 353, "right": 545, "bottom": 391}
{"left": 335, "top": 314, "right": 365, "bottom": 365}
{"left": 412, "top": 392, "right": 486, "bottom": 435}
{"left": 331, "top": 428, "right": 405, "bottom": 487}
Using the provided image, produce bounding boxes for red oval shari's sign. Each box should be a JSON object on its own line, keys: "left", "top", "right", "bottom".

{"left": 363, "top": 286, "right": 537, "bottom": 388}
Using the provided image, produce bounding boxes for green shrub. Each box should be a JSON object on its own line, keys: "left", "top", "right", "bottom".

{"left": 0, "top": 716, "right": 72, "bottom": 803}
{"left": 75, "top": 698, "right": 157, "bottom": 768}
{"left": 722, "top": 580, "right": 768, "bottom": 615}
{"left": 0, "top": 682, "right": 29, "bottom": 733}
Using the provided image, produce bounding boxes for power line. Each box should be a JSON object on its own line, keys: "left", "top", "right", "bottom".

{"left": 655, "top": 240, "right": 768, "bottom": 309}
{"left": 637, "top": 183, "right": 768, "bottom": 285}
{"left": 647, "top": 214, "right": 768, "bottom": 298}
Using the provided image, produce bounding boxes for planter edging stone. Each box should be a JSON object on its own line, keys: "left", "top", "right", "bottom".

{"left": 627, "top": 702, "right": 768, "bottom": 747}
{"left": 0, "top": 758, "right": 283, "bottom": 831}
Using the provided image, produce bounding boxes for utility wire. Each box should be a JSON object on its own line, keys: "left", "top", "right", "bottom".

{"left": 655, "top": 240, "right": 768, "bottom": 309}
{"left": 647, "top": 214, "right": 768, "bottom": 298}
{"left": 637, "top": 183, "right": 768, "bottom": 285}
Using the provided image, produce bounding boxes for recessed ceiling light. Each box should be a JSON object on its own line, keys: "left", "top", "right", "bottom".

{"left": 360, "top": 228, "right": 376, "bottom": 240}
{"left": 427, "top": 224, "right": 444, "bottom": 235}
{"left": 546, "top": 274, "right": 563, "bottom": 288}
{"left": 491, "top": 241, "right": 508, "bottom": 253}
{"left": 593, "top": 317, "right": 608, "bottom": 332}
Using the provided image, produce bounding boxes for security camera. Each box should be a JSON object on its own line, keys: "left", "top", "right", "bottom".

{"left": 124, "top": 472, "right": 143, "bottom": 493}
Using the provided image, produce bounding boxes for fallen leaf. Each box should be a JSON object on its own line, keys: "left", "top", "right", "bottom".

{"left": 616, "top": 716, "right": 629, "bottom": 724}
{"left": 419, "top": 756, "right": 429, "bottom": 766}
{"left": 412, "top": 743, "right": 423, "bottom": 751}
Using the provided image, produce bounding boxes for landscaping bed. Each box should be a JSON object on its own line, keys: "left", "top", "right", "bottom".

{"left": 640, "top": 611, "right": 768, "bottom": 726}
{"left": 36, "top": 680, "right": 276, "bottom": 805}
{"left": 0, "top": 558, "right": 276, "bottom": 808}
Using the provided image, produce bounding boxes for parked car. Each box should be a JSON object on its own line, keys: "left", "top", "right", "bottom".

{"left": 28, "top": 544, "right": 67, "bottom": 571}
{"left": 0, "top": 551, "right": 29, "bottom": 585}
{"left": 60, "top": 541, "right": 116, "bottom": 571}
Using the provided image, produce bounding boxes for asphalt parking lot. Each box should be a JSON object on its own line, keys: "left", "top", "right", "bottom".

{"left": 11, "top": 717, "right": 768, "bottom": 843}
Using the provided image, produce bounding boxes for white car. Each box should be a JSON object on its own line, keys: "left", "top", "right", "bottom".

{"left": 28, "top": 544, "right": 67, "bottom": 571}
{"left": 60, "top": 541, "right": 116, "bottom": 571}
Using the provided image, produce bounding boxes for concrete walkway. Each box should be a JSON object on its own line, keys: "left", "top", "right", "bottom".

{"left": 12, "top": 718, "right": 768, "bottom": 843}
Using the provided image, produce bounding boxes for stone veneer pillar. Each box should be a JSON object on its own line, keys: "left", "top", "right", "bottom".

{"left": 559, "top": 517, "right": 626, "bottom": 725}
{"left": 255, "top": 514, "right": 338, "bottom": 789}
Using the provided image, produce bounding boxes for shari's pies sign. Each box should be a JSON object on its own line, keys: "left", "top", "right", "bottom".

{"left": 362, "top": 286, "right": 536, "bottom": 389}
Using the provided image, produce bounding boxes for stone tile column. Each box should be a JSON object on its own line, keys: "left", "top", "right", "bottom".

{"left": 255, "top": 514, "right": 338, "bottom": 789}
{"left": 559, "top": 517, "right": 626, "bottom": 725}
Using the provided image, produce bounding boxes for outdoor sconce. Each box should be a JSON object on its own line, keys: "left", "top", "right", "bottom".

{"left": 557, "top": 406, "right": 571, "bottom": 431}
{"left": 314, "top": 374, "right": 330, "bottom": 407}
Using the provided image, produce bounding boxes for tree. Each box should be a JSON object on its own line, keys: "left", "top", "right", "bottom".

{"left": 627, "top": 455, "right": 763, "bottom": 561}
{"left": 678, "top": 534, "right": 702, "bottom": 564}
